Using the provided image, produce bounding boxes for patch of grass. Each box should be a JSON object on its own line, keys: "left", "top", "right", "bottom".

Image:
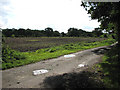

{"left": 2, "top": 39, "right": 116, "bottom": 70}
{"left": 2, "top": 45, "right": 26, "bottom": 69}
{"left": 95, "top": 44, "right": 120, "bottom": 88}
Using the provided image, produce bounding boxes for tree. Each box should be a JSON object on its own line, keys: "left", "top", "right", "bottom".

{"left": 68, "top": 28, "right": 79, "bottom": 37}
{"left": 45, "top": 27, "right": 54, "bottom": 37}
{"left": 81, "top": 2, "right": 120, "bottom": 42}
{"left": 92, "top": 28, "right": 103, "bottom": 37}
{"left": 78, "top": 29, "right": 88, "bottom": 37}
{"left": 18, "top": 28, "right": 26, "bottom": 37}
{"left": 53, "top": 31, "right": 60, "bottom": 37}
{"left": 81, "top": 2, "right": 120, "bottom": 61}
{"left": 61, "top": 32, "right": 66, "bottom": 37}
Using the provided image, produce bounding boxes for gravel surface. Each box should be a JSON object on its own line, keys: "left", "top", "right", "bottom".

{"left": 2, "top": 46, "right": 111, "bottom": 88}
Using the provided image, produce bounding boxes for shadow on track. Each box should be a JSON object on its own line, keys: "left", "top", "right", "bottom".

{"left": 42, "top": 44, "right": 119, "bottom": 89}
{"left": 42, "top": 71, "right": 104, "bottom": 89}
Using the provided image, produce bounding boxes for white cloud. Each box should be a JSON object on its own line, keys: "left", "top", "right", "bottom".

{"left": 0, "top": 0, "right": 100, "bottom": 32}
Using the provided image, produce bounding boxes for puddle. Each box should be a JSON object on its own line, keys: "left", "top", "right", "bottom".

{"left": 64, "top": 54, "right": 75, "bottom": 58}
{"left": 33, "top": 69, "right": 48, "bottom": 76}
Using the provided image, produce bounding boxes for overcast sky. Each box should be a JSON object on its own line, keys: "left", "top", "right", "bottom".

{"left": 0, "top": 0, "right": 100, "bottom": 32}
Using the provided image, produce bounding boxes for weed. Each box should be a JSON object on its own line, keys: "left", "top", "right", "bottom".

{"left": 96, "top": 44, "right": 119, "bottom": 88}
{"left": 2, "top": 38, "right": 116, "bottom": 70}
{"left": 2, "top": 45, "right": 26, "bottom": 69}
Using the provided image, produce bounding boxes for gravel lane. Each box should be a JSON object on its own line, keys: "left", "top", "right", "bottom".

{"left": 2, "top": 46, "right": 111, "bottom": 88}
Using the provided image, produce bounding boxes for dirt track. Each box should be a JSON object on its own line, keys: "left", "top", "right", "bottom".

{"left": 2, "top": 45, "right": 112, "bottom": 88}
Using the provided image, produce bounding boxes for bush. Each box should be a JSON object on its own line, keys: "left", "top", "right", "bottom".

{"left": 99, "top": 45, "right": 120, "bottom": 88}
{"left": 2, "top": 45, "right": 26, "bottom": 63}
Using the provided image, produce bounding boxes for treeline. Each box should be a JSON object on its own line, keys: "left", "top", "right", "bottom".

{"left": 2, "top": 27, "right": 106, "bottom": 37}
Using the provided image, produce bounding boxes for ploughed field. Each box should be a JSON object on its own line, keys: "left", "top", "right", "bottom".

{"left": 4, "top": 37, "right": 106, "bottom": 52}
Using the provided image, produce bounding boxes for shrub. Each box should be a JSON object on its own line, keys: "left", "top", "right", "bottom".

{"left": 2, "top": 45, "right": 26, "bottom": 63}
{"left": 11, "top": 34, "right": 15, "bottom": 38}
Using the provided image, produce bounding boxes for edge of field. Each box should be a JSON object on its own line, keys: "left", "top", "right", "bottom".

{"left": 2, "top": 38, "right": 116, "bottom": 70}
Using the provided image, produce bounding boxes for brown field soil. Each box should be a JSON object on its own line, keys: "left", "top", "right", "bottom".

{"left": 4, "top": 37, "right": 106, "bottom": 52}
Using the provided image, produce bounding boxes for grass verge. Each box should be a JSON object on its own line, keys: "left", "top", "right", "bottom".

{"left": 90, "top": 44, "right": 119, "bottom": 88}
{"left": 2, "top": 39, "right": 116, "bottom": 70}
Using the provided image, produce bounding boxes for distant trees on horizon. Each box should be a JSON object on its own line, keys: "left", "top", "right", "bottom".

{"left": 2, "top": 27, "right": 107, "bottom": 38}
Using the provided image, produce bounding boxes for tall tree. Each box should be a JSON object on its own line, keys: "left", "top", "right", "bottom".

{"left": 45, "top": 27, "right": 54, "bottom": 37}
{"left": 53, "top": 31, "right": 60, "bottom": 37}
{"left": 92, "top": 28, "right": 103, "bottom": 37}
{"left": 61, "top": 32, "right": 66, "bottom": 37}
{"left": 81, "top": 2, "right": 120, "bottom": 61}
{"left": 81, "top": 2, "right": 120, "bottom": 42}
{"left": 68, "top": 28, "right": 79, "bottom": 37}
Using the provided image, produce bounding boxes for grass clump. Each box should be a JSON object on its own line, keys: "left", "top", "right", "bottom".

{"left": 95, "top": 44, "right": 120, "bottom": 88}
{"left": 2, "top": 39, "right": 116, "bottom": 70}
{"left": 2, "top": 45, "right": 26, "bottom": 69}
